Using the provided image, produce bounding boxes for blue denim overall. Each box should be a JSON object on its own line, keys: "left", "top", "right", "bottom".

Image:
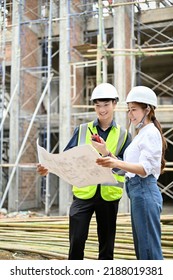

{"left": 125, "top": 175, "right": 163, "bottom": 260}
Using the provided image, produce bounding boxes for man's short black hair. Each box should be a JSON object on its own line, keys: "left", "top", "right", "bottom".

{"left": 93, "top": 98, "right": 118, "bottom": 104}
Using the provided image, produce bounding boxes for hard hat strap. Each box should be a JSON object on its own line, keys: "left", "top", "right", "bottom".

{"left": 136, "top": 106, "right": 150, "bottom": 129}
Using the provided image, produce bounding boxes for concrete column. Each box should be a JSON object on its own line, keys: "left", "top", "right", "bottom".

{"left": 113, "top": 4, "right": 126, "bottom": 108}
{"left": 113, "top": 3, "right": 132, "bottom": 213}
{"left": 59, "top": 0, "right": 71, "bottom": 215}
{"left": 8, "top": 0, "right": 21, "bottom": 212}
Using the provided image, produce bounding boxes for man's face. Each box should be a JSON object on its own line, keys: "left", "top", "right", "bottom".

{"left": 94, "top": 100, "right": 116, "bottom": 121}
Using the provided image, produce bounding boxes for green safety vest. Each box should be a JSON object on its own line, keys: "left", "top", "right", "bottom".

{"left": 72, "top": 121, "right": 128, "bottom": 201}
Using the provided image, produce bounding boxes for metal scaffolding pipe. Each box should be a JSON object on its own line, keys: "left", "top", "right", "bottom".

{"left": 0, "top": 74, "right": 53, "bottom": 209}
{"left": 45, "top": 0, "right": 53, "bottom": 216}
{"left": 0, "top": 84, "right": 18, "bottom": 131}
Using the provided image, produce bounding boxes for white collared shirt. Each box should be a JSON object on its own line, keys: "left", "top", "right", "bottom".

{"left": 124, "top": 123, "right": 162, "bottom": 179}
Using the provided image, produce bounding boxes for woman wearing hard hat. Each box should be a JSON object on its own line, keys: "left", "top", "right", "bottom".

{"left": 96, "top": 86, "right": 167, "bottom": 260}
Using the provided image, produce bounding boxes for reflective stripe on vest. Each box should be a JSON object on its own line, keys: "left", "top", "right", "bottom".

{"left": 72, "top": 121, "right": 127, "bottom": 201}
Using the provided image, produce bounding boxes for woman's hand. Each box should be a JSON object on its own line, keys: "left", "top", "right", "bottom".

{"left": 91, "top": 137, "right": 109, "bottom": 156}
{"left": 96, "top": 157, "right": 119, "bottom": 168}
{"left": 36, "top": 164, "right": 49, "bottom": 176}
{"left": 96, "top": 157, "right": 147, "bottom": 176}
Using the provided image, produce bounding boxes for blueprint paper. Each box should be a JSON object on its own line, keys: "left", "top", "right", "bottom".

{"left": 37, "top": 139, "right": 117, "bottom": 187}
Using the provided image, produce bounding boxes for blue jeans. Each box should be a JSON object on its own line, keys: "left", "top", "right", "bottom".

{"left": 125, "top": 175, "right": 163, "bottom": 260}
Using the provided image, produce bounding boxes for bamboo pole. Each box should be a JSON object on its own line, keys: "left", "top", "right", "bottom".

{"left": 0, "top": 214, "right": 172, "bottom": 260}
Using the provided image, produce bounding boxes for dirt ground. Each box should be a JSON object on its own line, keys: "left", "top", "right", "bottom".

{"left": 0, "top": 249, "right": 50, "bottom": 260}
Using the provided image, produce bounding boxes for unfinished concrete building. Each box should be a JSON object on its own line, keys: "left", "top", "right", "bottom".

{"left": 0, "top": 0, "right": 173, "bottom": 216}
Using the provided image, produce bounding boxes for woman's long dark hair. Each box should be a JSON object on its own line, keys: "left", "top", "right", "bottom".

{"left": 139, "top": 103, "right": 167, "bottom": 173}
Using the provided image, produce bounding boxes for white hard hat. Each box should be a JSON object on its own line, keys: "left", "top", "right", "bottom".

{"left": 126, "top": 86, "right": 157, "bottom": 108}
{"left": 90, "top": 83, "right": 119, "bottom": 101}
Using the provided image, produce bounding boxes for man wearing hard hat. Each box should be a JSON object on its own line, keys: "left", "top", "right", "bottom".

{"left": 67, "top": 83, "right": 131, "bottom": 260}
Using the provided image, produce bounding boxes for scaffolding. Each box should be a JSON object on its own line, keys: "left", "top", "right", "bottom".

{"left": 0, "top": 0, "right": 173, "bottom": 215}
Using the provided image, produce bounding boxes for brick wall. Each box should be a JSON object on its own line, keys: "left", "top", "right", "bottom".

{"left": 24, "top": 0, "right": 40, "bottom": 20}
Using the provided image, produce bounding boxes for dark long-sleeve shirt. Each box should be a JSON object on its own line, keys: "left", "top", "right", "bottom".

{"left": 64, "top": 119, "right": 131, "bottom": 160}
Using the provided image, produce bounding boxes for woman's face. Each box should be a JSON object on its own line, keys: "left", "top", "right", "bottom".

{"left": 127, "top": 102, "right": 148, "bottom": 127}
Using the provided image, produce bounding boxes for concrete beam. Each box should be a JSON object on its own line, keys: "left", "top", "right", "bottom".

{"left": 136, "top": 7, "right": 173, "bottom": 24}
{"left": 87, "top": 7, "right": 173, "bottom": 32}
